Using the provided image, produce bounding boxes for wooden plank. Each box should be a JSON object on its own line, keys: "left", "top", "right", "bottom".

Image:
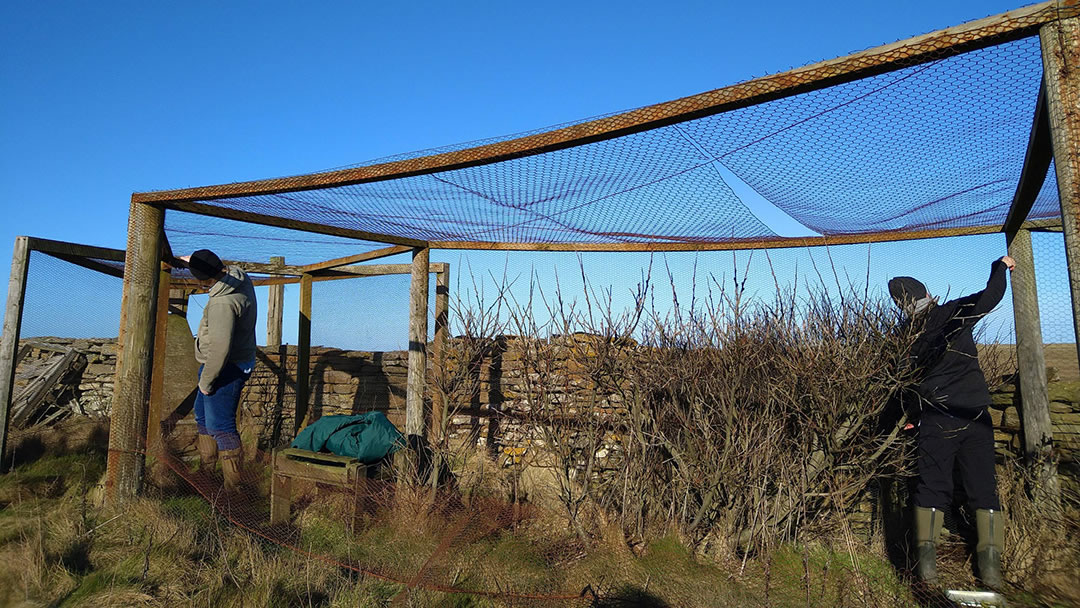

{"left": 10, "top": 349, "right": 82, "bottom": 427}
{"left": 1042, "top": 16, "right": 1080, "bottom": 373}
{"left": 1003, "top": 81, "right": 1053, "bottom": 239}
{"left": 157, "top": 200, "right": 427, "bottom": 248}
{"left": 406, "top": 247, "right": 429, "bottom": 440}
{"left": 267, "top": 256, "right": 285, "bottom": 347}
{"left": 298, "top": 246, "right": 412, "bottom": 273}
{"left": 295, "top": 273, "right": 313, "bottom": 431}
{"left": 131, "top": 2, "right": 1076, "bottom": 206}
{"left": 107, "top": 201, "right": 164, "bottom": 502}
{"left": 39, "top": 251, "right": 125, "bottom": 279}
{"left": 24, "top": 237, "right": 126, "bottom": 262}
{"left": 0, "top": 236, "right": 30, "bottom": 468}
{"left": 145, "top": 266, "right": 172, "bottom": 456}
{"left": 280, "top": 447, "right": 357, "bottom": 466}
{"left": 274, "top": 455, "right": 352, "bottom": 485}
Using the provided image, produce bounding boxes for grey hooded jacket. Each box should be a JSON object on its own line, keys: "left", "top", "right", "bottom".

{"left": 194, "top": 265, "right": 257, "bottom": 393}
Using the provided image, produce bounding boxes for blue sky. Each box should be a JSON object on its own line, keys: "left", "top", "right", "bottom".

{"left": 2, "top": 0, "right": 1070, "bottom": 349}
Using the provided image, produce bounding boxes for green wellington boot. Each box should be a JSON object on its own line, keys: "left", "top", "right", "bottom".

{"left": 914, "top": 506, "right": 943, "bottom": 585}
{"left": 976, "top": 509, "right": 1004, "bottom": 590}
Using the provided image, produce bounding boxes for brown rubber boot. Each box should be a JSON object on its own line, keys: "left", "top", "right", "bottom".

{"left": 914, "top": 506, "right": 943, "bottom": 585}
{"left": 220, "top": 448, "right": 244, "bottom": 491}
{"left": 976, "top": 508, "right": 1004, "bottom": 591}
{"left": 197, "top": 434, "right": 218, "bottom": 469}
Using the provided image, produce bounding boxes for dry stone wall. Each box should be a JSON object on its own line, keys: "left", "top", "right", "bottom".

{"left": 11, "top": 337, "right": 1080, "bottom": 468}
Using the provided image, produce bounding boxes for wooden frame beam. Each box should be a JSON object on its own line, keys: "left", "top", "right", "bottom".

{"left": 152, "top": 201, "right": 427, "bottom": 248}
{"left": 426, "top": 222, "right": 1063, "bottom": 252}
{"left": 24, "top": 237, "right": 125, "bottom": 262}
{"left": 131, "top": 2, "right": 1076, "bottom": 208}
{"left": 1004, "top": 80, "right": 1053, "bottom": 241}
{"left": 297, "top": 246, "right": 412, "bottom": 273}
{"left": 40, "top": 252, "right": 125, "bottom": 279}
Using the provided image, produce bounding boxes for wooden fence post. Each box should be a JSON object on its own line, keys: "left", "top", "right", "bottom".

{"left": 0, "top": 236, "right": 30, "bottom": 470}
{"left": 107, "top": 201, "right": 164, "bottom": 502}
{"left": 267, "top": 256, "right": 284, "bottom": 347}
{"left": 1008, "top": 227, "right": 1059, "bottom": 504}
{"left": 407, "top": 248, "right": 430, "bottom": 450}
{"left": 294, "top": 273, "right": 312, "bottom": 431}
{"left": 432, "top": 265, "right": 449, "bottom": 443}
{"left": 1041, "top": 15, "right": 1080, "bottom": 371}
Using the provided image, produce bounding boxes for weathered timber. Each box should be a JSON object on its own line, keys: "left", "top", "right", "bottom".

{"left": 1042, "top": 15, "right": 1080, "bottom": 371}
{"left": 298, "top": 246, "right": 412, "bottom": 273}
{"left": 267, "top": 256, "right": 284, "bottom": 347}
{"left": 1009, "top": 228, "right": 1060, "bottom": 504}
{"left": 24, "top": 237, "right": 125, "bottom": 262}
{"left": 40, "top": 252, "right": 125, "bottom": 279}
{"left": 432, "top": 266, "right": 450, "bottom": 442}
{"left": 146, "top": 266, "right": 171, "bottom": 455}
{"left": 407, "top": 247, "right": 429, "bottom": 439}
{"left": 1003, "top": 80, "right": 1053, "bottom": 238}
{"left": 10, "top": 348, "right": 85, "bottom": 427}
{"left": 107, "top": 201, "right": 164, "bottom": 502}
{"left": 154, "top": 201, "right": 426, "bottom": 248}
{"left": 0, "top": 236, "right": 30, "bottom": 468}
{"left": 295, "top": 273, "right": 312, "bottom": 430}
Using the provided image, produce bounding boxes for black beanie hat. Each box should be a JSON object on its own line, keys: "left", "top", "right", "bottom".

{"left": 188, "top": 249, "right": 224, "bottom": 281}
{"left": 888, "top": 276, "right": 927, "bottom": 306}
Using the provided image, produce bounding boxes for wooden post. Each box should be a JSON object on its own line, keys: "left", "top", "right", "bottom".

{"left": 431, "top": 265, "right": 450, "bottom": 443}
{"left": 1042, "top": 16, "right": 1080, "bottom": 370}
{"left": 267, "top": 256, "right": 284, "bottom": 347}
{"left": 294, "top": 273, "right": 312, "bottom": 431}
{"left": 0, "top": 236, "right": 30, "bottom": 470}
{"left": 1008, "top": 228, "right": 1059, "bottom": 503}
{"left": 107, "top": 201, "right": 164, "bottom": 502}
{"left": 406, "top": 247, "right": 429, "bottom": 442}
{"left": 145, "top": 265, "right": 172, "bottom": 457}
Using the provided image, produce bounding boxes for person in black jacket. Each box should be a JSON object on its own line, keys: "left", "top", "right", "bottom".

{"left": 889, "top": 255, "right": 1015, "bottom": 590}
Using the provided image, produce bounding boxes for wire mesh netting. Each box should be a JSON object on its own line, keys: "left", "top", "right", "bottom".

{"left": 154, "top": 33, "right": 1063, "bottom": 250}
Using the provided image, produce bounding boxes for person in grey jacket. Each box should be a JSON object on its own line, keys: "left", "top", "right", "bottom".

{"left": 182, "top": 249, "right": 257, "bottom": 489}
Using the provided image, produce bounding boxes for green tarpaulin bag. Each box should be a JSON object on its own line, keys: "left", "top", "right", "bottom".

{"left": 290, "top": 412, "right": 405, "bottom": 464}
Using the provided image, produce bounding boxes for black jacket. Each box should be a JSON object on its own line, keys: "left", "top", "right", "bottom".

{"left": 908, "top": 260, "right": 1008, "bottom": 412}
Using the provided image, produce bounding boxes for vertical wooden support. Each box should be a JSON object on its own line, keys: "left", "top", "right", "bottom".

{"left": 295, "top": 273, "right": 312, "bottom": 431}
{"left": 1042, "top": 16, "right": 1080, "bottom": 370}
{"left": 267, "top": 256, "right": 285, "bottom": 347}
{"left": 431, "top": 265, "right": 450, "bottom": 442}
{"left": 0, "top": 236, "right": 30, "bottom": 470}
{"left": 1008, "top": 228, "right": 1059, "bottom": 502}
{"left": 107, "top": 201, "right": 164, "bottom": 502}
{"left": 145, "top": 265, "right": 172, "bottom": 456}
{"left": 406, "top": 247, "right": 429, "bottom": 442}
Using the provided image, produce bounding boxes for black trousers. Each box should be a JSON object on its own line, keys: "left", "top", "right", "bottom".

{"left": 913, "top": 409, "right": 1000, "bottom": 511}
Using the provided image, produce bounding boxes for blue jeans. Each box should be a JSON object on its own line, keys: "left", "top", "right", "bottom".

{"left": 194, "top": 363, "right": 250, "bottom": 451}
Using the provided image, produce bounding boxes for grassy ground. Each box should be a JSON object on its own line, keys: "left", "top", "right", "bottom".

{"left": 1, "top": 423, "right": 1069, "bottom": 608}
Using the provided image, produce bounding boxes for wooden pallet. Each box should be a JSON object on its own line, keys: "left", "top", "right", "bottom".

{"left": 269, "top": 448, "right": 370, "bottom": 525}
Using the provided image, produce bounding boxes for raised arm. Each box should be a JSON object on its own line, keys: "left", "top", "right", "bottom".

{"left": 952, "top": 256, "right": 1014, "bottom": 319}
